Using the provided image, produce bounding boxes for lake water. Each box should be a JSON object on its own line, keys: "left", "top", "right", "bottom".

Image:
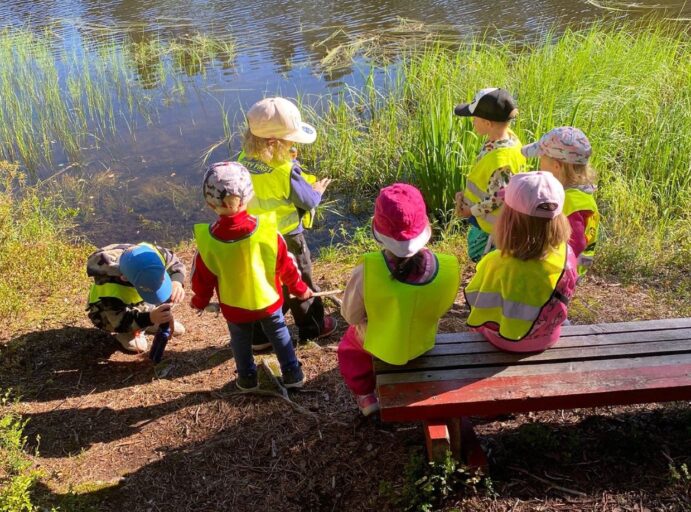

{"left": 1, "top": 0, "right": 689, "bottom": 246}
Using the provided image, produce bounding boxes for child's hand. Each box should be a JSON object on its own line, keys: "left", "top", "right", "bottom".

{"left": 295, "top": 288, "right": 314, "bottom": 301}
{"left": 170, "top": 281, "right": 185, "bottom": 303}
{"left": 313, "top": 178, "right": 332, "bottom": 195}
{"left": 151, "top": 304, "right": 173, "bottom": 325}
{"left": 455, "top": 192, "right": 472, "bottom": 218}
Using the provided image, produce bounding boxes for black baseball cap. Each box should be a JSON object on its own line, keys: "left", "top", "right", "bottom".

{"left": 454, "top": 88, "right": 518, "bottom": 122}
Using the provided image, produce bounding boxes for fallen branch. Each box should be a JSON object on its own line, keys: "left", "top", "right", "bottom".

{"left": 508, "top": 466, "right": 587, "bottom": 497}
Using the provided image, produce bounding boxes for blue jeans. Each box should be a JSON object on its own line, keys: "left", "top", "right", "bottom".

{"left": 228, "top": 309, "right": 299, "bottom": 378}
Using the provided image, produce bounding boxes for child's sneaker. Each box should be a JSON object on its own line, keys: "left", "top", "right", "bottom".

{"left": 115, "top": 331, "right": 148, "bottom": 353}
{"left": 146, "top": 320, "right": 186, "bottom": 336}
{"left": 317, "top": 316, "right": 338, "bottom": 339}
{"left": 236, "top": 373, "right": 259, "bottom": 391}
{"left": 282, "top": 364, "right": 305, "bottom": 389}
{"left": 356, "top": 393, "right": 380, "bottom": 417}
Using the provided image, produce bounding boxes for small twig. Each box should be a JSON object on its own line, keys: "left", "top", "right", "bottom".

{"left": 508, "top": 466, "right": 587, "bottom": 497}
{"left": 261, "top": 359, "right": 288, "bottom": 399}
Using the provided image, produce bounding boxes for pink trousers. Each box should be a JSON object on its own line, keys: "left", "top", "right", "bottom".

{"left": 337, "top": 325, "right": 376, "bottom": 396}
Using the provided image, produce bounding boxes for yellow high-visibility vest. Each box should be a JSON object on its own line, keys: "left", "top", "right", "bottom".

{"left": 363, "top": 252, "right": 460, "bottom": 365}
{"left": 463, "top": 137, "right": 525, "bottom": 233}
{"left": 465, "top": 243, "right": 568, "bottom": 341}
{"left": 87, "top": 243, "right": 164, "bottom": 305}
{"left": 194, "top": 214, "right": 280, "bottom": 310}
{"left": 246, "top": 160, "right": 301, "bottom": 235}
{"left": 563, "top": 188, "right": 599, "bottom": 276}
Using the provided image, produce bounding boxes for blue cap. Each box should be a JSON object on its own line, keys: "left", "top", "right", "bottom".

{"left": 119, "top": 244, "right": 172, "bottom": 305}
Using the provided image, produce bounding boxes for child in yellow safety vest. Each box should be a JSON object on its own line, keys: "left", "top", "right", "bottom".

{"left": 190, "top": 162, "right": 313, "bottom": 391}
{"left": 521, "top": 127, "right": 600, "bottom": 276}
{"left": 242, "top": 97, "right": 337, "bottom": 343}
{"left": 86, "top": 243, "right": 186, "bottom": 353}
{"left": 453, "top": 88, "right": 526, "bottom": 262}
{"left": 338, "top": 184, "right": 460, "bottom": 416}
{"left": 464, "top": 172, "right": 578, "bottom": 352}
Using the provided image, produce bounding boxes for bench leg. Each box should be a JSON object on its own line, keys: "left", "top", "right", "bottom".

{"left": 423, "top": 419, "right": 451, "bottom": 462}
{"left": 423, "top": 417, "right": 488, "bottom": 472}
{"left": 460, "top": 417, "right": 488, "bottom": 472}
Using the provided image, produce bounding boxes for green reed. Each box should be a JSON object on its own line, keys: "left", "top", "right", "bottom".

{"left": 309, "top": 21, "right": 690, "bottom": 281}
{"left": 0, "top": 27, "right": 235, "bottom": 171}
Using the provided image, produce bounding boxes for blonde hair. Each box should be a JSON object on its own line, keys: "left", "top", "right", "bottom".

{"left": 561, "top": 162, "right": 597, "bottom": 187}
{"left": 494, "top": 205, "right": 572, "bottom": 261}
{"left": 242, "top": 128, "right": 292, "bottom": 165}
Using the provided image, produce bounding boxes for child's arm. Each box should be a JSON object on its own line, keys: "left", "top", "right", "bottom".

{"left": 275, "top": 234, "right": 310, "bottom": 298}
{"left": 288, "top": 163, "right": 324, "bottom": 211}
{"left": 469, "top": 167, "right": 512, "bottom": 218}
{"left": 189, "top": 251, "right": 217, "bottom": 310}
{"left": 566, "top": 211, "right": 591, "bottom": 257}
{"left": 154, "top": 244, "right": 186, "bottom": 302}
{"left": 341, "top": 264, "right": 367, "bottom": 326}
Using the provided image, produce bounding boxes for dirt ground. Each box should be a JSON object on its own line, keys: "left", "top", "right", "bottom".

{"left": 1, "top": 251, "right": 689, "bottom": 511}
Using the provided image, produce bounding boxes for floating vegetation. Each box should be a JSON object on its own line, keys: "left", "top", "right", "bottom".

{"left": 0, "top": 25, "right": 235, "bottom": 171}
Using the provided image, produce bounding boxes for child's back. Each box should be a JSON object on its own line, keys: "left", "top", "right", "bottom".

{"left": 465, "top": 172, "right": 578, "bottom": 352}
{"left": 338, "top": 184, "right": 460, "bottom": 416}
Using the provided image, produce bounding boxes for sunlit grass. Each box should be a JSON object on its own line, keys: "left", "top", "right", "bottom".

{"left": 305, "top": 21, "right": 690, "bottom": 285}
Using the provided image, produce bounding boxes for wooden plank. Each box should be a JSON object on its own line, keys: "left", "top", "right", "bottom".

{"left": 415, "top": 329, "right": 691, "bottom": 359}
{"left": 378, "top": 363, "right": 691, "bottom": 422}
{"left": 376, "top": 338, "right": 691, "bottom": 373}
{"left": 376, "top": 353, "right": 691, "bottom": 386}
{"left": 433, "top": 318, "right": 691, "bottom": 344}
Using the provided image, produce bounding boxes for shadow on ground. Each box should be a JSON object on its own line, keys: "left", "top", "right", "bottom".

{"left": 0, "top": 326, "right": 233, "bottom": 401}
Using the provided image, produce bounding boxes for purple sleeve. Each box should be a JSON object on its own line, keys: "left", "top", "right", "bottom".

{"left": 288, "top": 163, "right": 322, "bottom": 211}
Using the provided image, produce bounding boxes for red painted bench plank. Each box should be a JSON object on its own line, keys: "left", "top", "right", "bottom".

{"left": 378, "top": 363, "right": 691, "bottom": 422}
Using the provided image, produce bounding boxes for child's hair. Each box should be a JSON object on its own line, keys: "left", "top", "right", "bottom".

{"left": 561, "top": 162, "right": 597, "bottom": 187}
{"left": 243, "top": 128, "right": 292, "bottom": 164}
{"left": 388, "top": 251, "right": 426, "bottom": 281}
{"left": 494, "top": 205, "right": 571, "bottom": 261}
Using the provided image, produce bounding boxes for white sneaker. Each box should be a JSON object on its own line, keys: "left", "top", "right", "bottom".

{"left": 115, "top": 331, "right": 148, "bottom": 353}
{"left": 145, "top": 320, "right": 185, "bottom": 336}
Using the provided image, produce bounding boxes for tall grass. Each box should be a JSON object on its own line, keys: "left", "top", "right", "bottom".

{"left": 0, "top": 161, "right": 91, "bottom": 330}
{"left": 0, "top": 27, "right": 235, "bottom": 171}
{"left": 308, "top": 22, "right": 691, "bottom": 282}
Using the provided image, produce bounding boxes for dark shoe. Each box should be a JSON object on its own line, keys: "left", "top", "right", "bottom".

{"left": 282, "top": 364, "right": 305, "bottom": 389}
{"left": 317, "top": 316, "right": 338, "bottom": 339}
{"left": 252, "top": 341, "right": 272, "bottom": 352}
{"left": 236, "top": 373, "right": 258, "bottom": 391}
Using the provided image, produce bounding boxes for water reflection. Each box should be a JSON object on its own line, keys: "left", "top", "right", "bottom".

{"left": 1, "top": 0, "right": 689, "bottom": 245}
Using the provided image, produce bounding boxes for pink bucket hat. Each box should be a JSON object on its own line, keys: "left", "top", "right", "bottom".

{"left": 504, "top": 172, "right": 565, "bottom": 219}
{"left": 521, "top": 126, "right": 592, "bottom": 165}
{"left": 246, "top": 97, "right": 317, "bottom": 144}
{"left": 372, "top": 184, "right": 431, "bottom": 258}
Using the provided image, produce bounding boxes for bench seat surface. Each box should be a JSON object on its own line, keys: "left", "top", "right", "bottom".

{"left": 375, "top": 318, "right": 691, "bottom": 422}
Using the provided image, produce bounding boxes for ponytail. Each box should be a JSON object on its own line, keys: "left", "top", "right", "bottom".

{"left": 390, "top": 251, "right": 426, "bottom": 281}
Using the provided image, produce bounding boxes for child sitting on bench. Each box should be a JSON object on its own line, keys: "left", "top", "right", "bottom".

{"left": 337, "top": 184, "right": 460, "bottom": 416}
{"left": 464, "top": 172, "right": 578, "bottom": 352}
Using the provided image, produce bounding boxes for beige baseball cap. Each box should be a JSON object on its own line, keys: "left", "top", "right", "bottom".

{"left": 246, "top": 97, "right": 317, "bottom": 144}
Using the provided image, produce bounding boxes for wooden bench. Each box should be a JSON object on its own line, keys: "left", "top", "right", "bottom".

{"left": 375, "top": 318, "right": 691, "bottom": 467}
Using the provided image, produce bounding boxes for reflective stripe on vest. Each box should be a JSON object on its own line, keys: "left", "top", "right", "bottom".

{"left": 246, "top": 160, "right": 300, "bottom": 235}
{"left": 87, "top": 243, "right": 165, "bottom": 305}
{"left": 563, "top": 188, "right": 599, "bottom": 276}
{"left": 193, "top": 214, "right": 280, "bottom": 310}
{"left": 363, "top": 252, "right": 460, "bottom": 365}
{"left": 464, "top": 243, "right": 568, "bottom": 341}
{"left": 463, "top": 138, "right": 526, "bottom": 233}
{"left": 88, "top": 281, "right": 144, "bottom": 305}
